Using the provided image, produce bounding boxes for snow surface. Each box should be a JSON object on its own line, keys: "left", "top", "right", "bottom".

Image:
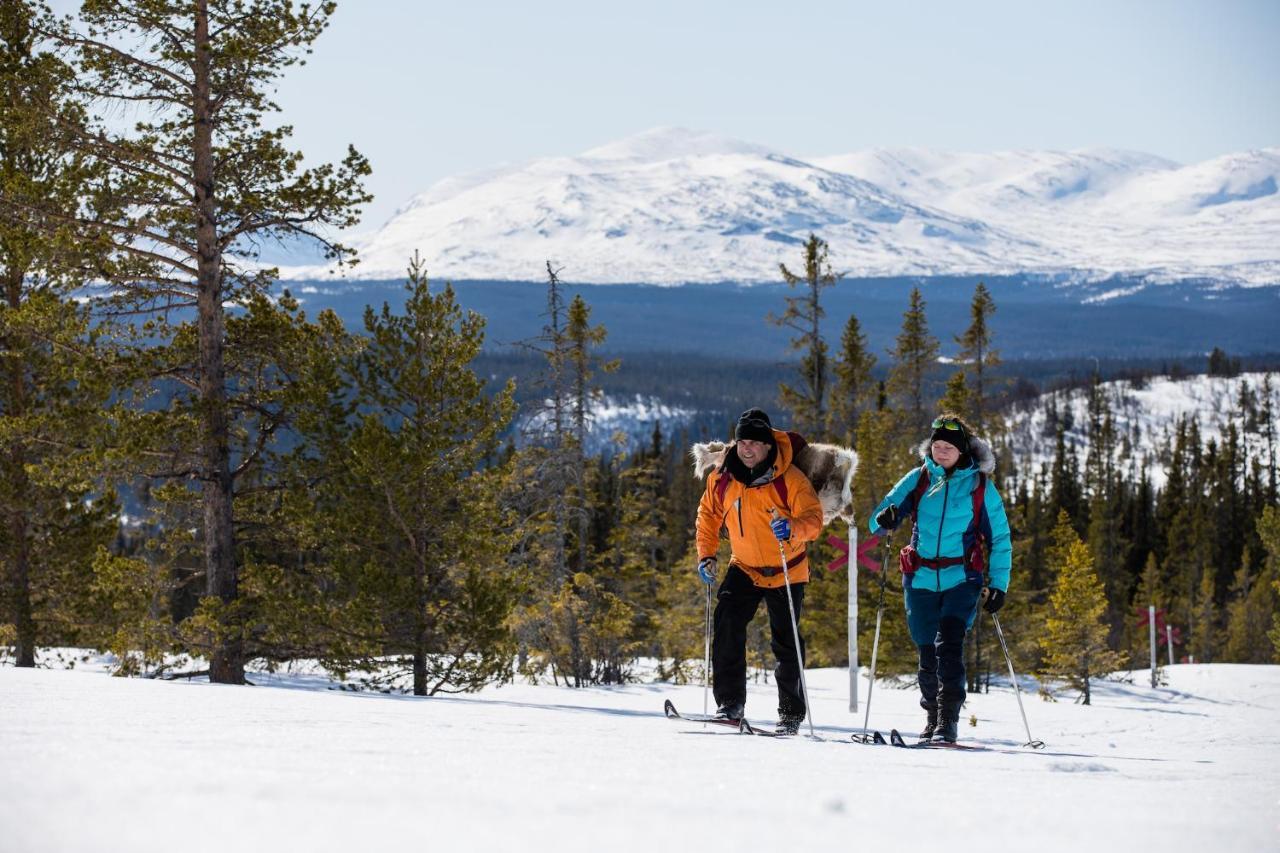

{"left": 3, "top": 658, "right": 1278, "bottom": 853}
{"left": 280, "top": 128, "right": 1280, "bottom": 287}
{"left": 1007, "top": 372, "right": 1279, "bottom": 490}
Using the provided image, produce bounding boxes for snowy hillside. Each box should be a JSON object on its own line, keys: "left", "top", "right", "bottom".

{"left": 518, "top": 393, "right": 698, "bottom": 452}
{"left": 1006, "top": 372, "right": 1278, "bottom": 489}
{"left": 282, "top": 128, "right": 1280, "bottom": 287}
{"left": 3, "top": 659, "right": 1277, "bottom": 853}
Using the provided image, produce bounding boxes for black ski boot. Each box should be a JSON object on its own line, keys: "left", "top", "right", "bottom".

{"left": 919, "top": 706, "right": 938, "bottom": 742}
{"left": 715, "top": 702, "right": 744, "bottom": 722}
{"left": 775, "top": 714, "right": 803, "bottom": 736}
{"left": 932, "top": 702, "right": 960, "bottom": 744}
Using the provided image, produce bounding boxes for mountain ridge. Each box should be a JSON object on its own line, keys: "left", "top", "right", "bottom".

{"left": 279, "top": 128, "right": 1280, "bottom": 288}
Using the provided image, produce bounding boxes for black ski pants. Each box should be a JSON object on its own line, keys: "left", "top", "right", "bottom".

{"left": 904, "top": 576, "right": 982, "bottom": 715}
{"left": 711, "top": 564, "right": 807, "bottom": 719}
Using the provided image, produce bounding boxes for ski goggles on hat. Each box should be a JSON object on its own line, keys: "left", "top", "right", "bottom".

{"left": 932, "top": 417, "right": 963, "bottom": 430}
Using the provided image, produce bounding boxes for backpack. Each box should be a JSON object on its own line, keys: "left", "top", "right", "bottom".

{"left": 898, "top": 465, "right": 988, "bottom": 575}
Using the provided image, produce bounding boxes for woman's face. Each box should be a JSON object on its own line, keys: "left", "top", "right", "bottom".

{"left": 931, "top": 439, "right": 961, "bottom": 469}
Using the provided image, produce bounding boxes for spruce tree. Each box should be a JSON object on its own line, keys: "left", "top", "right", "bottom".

{"left": 937, "top": 370, "right": 971, "bottom": 419}
{"left": 1222, "top": 547, "right": 1277, "bottom": 663}
{"left": 16, "top": 1, "right": 372, "bottom": 683}
{"left": 1128, "top": 551, "right": 1164, "bottom": 667}
{"left": 826, "top": 312, "right": 874, "bottom": 446}
{"left": 887, "top": 287, "right": 940, "bottom": 429}
{"left": 771, "top": 233, "right": 838, "bottom": 437}
{"left": 1188, "top": 568, "right": 1216, "bottom": 663}
{"left": 955, "top": 281, "right": 1000, "bottom": 435}
{"left": 1039, "top": 511, "right": 1122, "bottom": 704}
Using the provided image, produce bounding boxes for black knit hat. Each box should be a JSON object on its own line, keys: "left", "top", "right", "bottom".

{"left": 929, "top": 416, "right": 970, "bottom": 454}
{"left": 735, "top": 408, "right": 774, "bottom": 444}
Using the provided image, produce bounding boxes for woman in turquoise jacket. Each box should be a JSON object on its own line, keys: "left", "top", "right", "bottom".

{"left": 870, "top": 414, "right": 1012, "bottom": 744}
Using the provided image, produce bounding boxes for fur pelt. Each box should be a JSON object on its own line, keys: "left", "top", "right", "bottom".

{"left": 690, "top": 439, "right": 858, "bottom": 525}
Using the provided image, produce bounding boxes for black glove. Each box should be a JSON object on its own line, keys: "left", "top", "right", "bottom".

{"left": 874, "top": 504, "right": 899, "bottom": 531}
{"left": 983, "top": 587, "right": 1006, "bottom": 614}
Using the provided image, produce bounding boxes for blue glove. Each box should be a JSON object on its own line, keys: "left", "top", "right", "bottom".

{"left": 697, "top": 557, "right": 717, "bottom": 585}
{"left": 770, "top": 515, "right": 791, "bottom": 542}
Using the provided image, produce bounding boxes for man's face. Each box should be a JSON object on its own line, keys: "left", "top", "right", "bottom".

{"left": 738, "top": 438, "right": 770, "bottom": 467}
{"left": 931, "top": 439, "right": 961, "bottom": 469}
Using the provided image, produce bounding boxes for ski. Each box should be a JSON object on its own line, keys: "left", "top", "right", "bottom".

{"left": 887, "top": 728, "right": 988, "bottom": 750}
{"left": 663, "top": 699, "right": 791, "bottom": 736}
{"left": 663, "top": 699, "right": 748, "bottom": 732}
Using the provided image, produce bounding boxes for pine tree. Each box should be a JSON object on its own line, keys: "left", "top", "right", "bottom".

{"left": 312, "top": 258, "right": 517, "bottom": 696}
{"left": 20, "top": 1, "right": 370, "bottom": 683}
{"left": 1039, "top": 511, "right": 1123, "bottom": 704}
{"left": 771, "top": 233, "right": 838, "bottom": 437}
{"left": 0, "top": 3, "right": 118, "bottom": 667}
{"left": 887, "top": 287, "right": 940, "bottom": 429}
{"left": 826, "top": 312, "right": 875, "bottom": 446}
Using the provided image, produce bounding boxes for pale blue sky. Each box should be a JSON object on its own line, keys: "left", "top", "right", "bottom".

{"left": 52, "top": 0, "right": 1280, "bottom": 232}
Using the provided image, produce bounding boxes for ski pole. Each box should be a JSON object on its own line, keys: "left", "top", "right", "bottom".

{"left": 771, "top": 510, "right": 815, "bottom": 738}
{"left": 703, "top": 583, "right": 712, "bottom": 724}
{"left": 989, "top": 609, "right": 1045, "bottom": 749}
{"left": 853, "top": 530, "right": 892, "bottom": 744}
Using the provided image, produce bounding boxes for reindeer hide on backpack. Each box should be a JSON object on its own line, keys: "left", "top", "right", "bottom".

{"left": 690, "top": 432, "right": 858, "bottom": 526}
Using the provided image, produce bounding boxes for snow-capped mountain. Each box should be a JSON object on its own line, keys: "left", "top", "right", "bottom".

{"left": 284, "top": 128, "right": 1280, "bottom": 287}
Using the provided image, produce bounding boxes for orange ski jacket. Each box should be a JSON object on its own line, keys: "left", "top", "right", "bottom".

{"left": 695, "top": 429, "right": 824, "bottom": 589}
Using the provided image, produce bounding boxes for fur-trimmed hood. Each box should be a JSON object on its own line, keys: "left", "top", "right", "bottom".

{"left": 917, "top": 434, "right": 996, "bottom": 475}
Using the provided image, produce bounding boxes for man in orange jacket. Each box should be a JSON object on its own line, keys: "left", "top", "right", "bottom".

{"left": 696, "top": 408, "right": 824, "bottom": 734}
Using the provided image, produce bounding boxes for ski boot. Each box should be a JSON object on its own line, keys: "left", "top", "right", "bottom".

{"left": 775, "top": 714, "right": 803, "bottom": 736}
{"left": 715, "top": 702, "right": 744, "bottom": 723}
{"left": 919, "top": 706, "right": 938, "bottom": 742}
{"left": 932, "top": 702, "right": 961, "bottom": 744}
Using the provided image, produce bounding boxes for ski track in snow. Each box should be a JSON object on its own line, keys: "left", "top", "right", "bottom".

{"left": 2, "top": 660, "right": 1278, "bottom": 852}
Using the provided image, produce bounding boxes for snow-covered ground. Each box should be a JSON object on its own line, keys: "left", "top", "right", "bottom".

{"left": 3, "top": 658, "right": 1277, "bottom": 853}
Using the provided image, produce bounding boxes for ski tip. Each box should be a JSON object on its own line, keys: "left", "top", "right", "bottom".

{"left": 889, "top": 729, "right": 907, "bottom": 747}
{"left": 663, "top": 699, "right": 678, "bottom": 719}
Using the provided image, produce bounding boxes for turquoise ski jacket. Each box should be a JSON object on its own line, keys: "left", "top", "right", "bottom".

{"left": 870, "top": 436, "right": 1012, "bottom": 593}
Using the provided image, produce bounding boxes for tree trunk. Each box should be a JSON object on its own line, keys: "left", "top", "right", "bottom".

{"left": 7, "top": 503, "right": 34, "bottom": 668}
{"left": 414, "top": 548, "right": 429, "bottom": 696}
{"left": 193, "top": 2, "right": 241, "bottom": 684}
{"left": 4, "top": 273, "right": 35, "bottom": 667}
